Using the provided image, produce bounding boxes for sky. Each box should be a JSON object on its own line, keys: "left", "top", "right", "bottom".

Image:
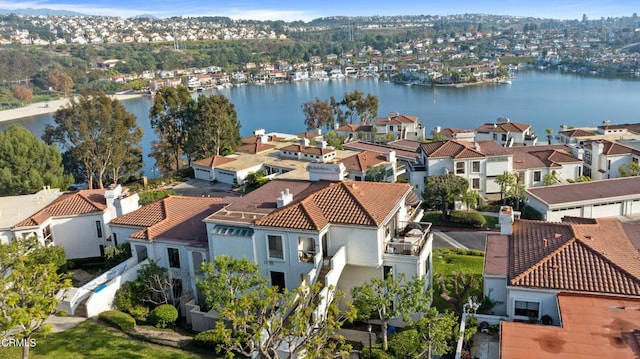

{"left": 0, "top": 0, "right": 637, "bottom": 21}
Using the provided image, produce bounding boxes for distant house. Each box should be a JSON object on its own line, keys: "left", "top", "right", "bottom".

{"left": 484, "top": 207, "right": 640, "bottom": 325}
{"left": 5, "top": 185, "right": 139, "bottom": 259}
{"left": 192, "top": 156, "right": 238, "bottom": 181}
{"left": 340, "top": 150, "right": 403, "bottom": 182}
{"left": 279, "top": 140, "right": 336, "bottom": 163}
{"left": 374, "top": 113, "right": 426, "bottom": 141}
{"left": 580, "top": 139, "right": 640, "bottom": 180}
{"left": 475, "top": 117, "right": 537, "bottom": 146}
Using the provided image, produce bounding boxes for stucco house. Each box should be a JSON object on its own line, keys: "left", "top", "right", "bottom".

{"left": 108, "top": 196, "right": 225, "bottom": 303}
{"left": 339, "top": 150, "right": 403, "bottom": 182}
{"left": 484, "top": 207, "right": 640, "bottom": 326}
{"left": 4, "top": 185, "right": 139, "bottom": 259}
{"left": 374, "top": 113, "right": 426, "bottom": 141}
{"left": 474, "top": 117, "right": 537, "bottom": 146}
{"left": 526, "top": 176, "right": 640, "bottom": 221}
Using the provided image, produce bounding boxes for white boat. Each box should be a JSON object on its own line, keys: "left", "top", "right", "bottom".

{"left": 499, "top": 79, "right": 512, "bottom": 84}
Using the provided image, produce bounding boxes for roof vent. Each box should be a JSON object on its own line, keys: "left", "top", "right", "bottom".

{"left": 276, "top": 188, "right": 293, "bottom": 208}
{"left": 585, "top": 235, "right": 593, "bottom": 240}
{"left": 543, "top": 238, "right": 548, "bottom": 248}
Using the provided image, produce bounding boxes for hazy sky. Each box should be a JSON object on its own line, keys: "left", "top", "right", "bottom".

{"left": 0, "top": 0, "right": 636, "bottom": 21}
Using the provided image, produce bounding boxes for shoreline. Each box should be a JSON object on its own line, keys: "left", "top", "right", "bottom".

{"left": 0, "top": 94, "right": 147, "bottom": 123}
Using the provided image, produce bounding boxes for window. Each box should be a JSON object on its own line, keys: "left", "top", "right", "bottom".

{"left": 268, "top": 235, "right": 284, "bottom": 259}
{"left": 113, "top": 233, "right": 118, "bottom": 246}
{"left": 270, "top": 271, "right": 286, "bottom": 292}
{"left": 456, "top": 162, "right": 465, "bottom": 174}
{"left": 514, "top": 300, "right": 539, "bottom": 318}
{"left": 383, "top": 265, "right": 393, "bottom": 279}
{"left": 168, "top": 248, "right": 181, "bottom": 268}
{"left": 298, "top": 237, "right": 316, "bottom": 262}
{"left": 43, "top": 225, "right": 52, "bottom": 246}
{"left": 95, "top": 220, "right": 103, "bottom": 238}
{"left": 501, "top": 134, "right": 507, "bottom": 141}
{"left": 492, "top": 134, "right": 497, "bottom": 140}
{"left": 472, "top": 178, "right": 480, "bottom": 189}
{"left": 533, "top": 171, "right": 541, "bottom": 182}
{"left": 472, "top": 161, "right": 480, "bottom": 173}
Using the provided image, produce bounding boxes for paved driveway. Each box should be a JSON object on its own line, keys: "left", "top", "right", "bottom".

{"left": 172, "top": 178, "right": 240, "bottom": 197}
{"left": 433, "top": 230, "right": 489, "bottom": 251}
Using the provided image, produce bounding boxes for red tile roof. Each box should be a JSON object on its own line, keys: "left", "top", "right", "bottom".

{"left": 436, "top": 128, "right": 475, "bottom": 138}
{"left": 387, "top": 139, "right": 422, "bottom": 152}
{"left": 510, "top": 149, "right": 581, "bottom": 170}
{"left": 475, "top": 121, "right": 531, "bottom": 133}
{"left": 192, "top": 155, "right": 237, "bottom": 168}
{"left": 526, "top": 177, "right": 640, "bottom": 205}
{"left": 254, "top": 181, "right": 411, "bottom": 230}
{"left": 297, "top": 132, "right": 323, "bottom": 139}
{"left": 588, "top": 139, "right": 636, "bottom": 156}
{"left": 336, "top": 124, "right": 372, "bottom": 132}
{"left": 503, "top": 218, "right": 640, "bottom": 296}
{"left": 374, "top": 114, "right": 418, "bottom": 125}
{"left": 419, "top": 140, "right": 485, "bottom": 159}
{"left": 14, "top": 189, "right": 108, "bottom": 227}
{"left": 110, "top": 196, "right": 224, "bottom": 242}
{"left": 343, "top": 141, "right": 420, "bottom": 161}
{"left": 501, "top": 293, "right": 640, "bottom": 359}
{"left": 241, "top": 134, "right": 285, "bottom": 144}
{"left": 236, "top": 142, "right": 276, "bottom": 154}
{"left": 280, "top": 144, "right": 335, "bottom": 156}
{"left": 340, "top": 151, "right": 387, "bottom": 172}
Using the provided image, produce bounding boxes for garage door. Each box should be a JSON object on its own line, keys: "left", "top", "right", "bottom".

{"left": 592, "top": 202, "right": 622, "bottom": 218}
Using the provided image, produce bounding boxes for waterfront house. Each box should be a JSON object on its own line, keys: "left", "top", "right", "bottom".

{"left": 339, "top": 150, "right": 404, "bottom": 182}
{"left": 474, "top": 117, "right": 538, "bottom": 146}
{"left": 5, "top": 185, "right": 139, "bottom": 259}
{"left": 579, "top": 139, "right": 640, "bottom": 180}
{"left": 374, "top": 113, "right": 426, "bottom": 141}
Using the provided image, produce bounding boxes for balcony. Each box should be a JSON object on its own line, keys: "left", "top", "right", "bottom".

{"left": 385, "top": 221, "right": 431, "bottom": 256}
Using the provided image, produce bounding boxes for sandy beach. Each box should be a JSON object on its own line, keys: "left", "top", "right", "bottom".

{"left": 0, "top": 94, "right": 147, "bottom": 123}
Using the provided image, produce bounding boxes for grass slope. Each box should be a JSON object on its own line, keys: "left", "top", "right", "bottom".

{"left": 3, "top": 319, "right": 206, "bottom": 359}
{"left": 432, "top": 248, "right": 485, "bottom": 312}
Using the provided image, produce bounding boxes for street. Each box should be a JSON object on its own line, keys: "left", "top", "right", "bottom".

{"left": 432, "top": 229, "right": 489, "bottom": 251}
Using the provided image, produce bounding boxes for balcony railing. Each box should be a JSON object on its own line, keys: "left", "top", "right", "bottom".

{"left": 386, "top": 221, "right": 431, "bottom": 256}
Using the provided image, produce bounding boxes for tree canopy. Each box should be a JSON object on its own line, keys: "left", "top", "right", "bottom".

{"left": 0, "top": 124, "right": 73, "bottom": 196}
{"left": 197, "top": 255, "right": 356, "bottom": 358}
{"left": 422, "top": 174, "right": 469, "bottom": 214}
{"left": 43, "top": 91, "right": 143, "bottom": 189}
{"left": 301, "top": 97, "right": 334, "bottom": 130}
{"left": 352, "top": 273, "right": 429, "bottom": 351}
{"left": 0, "top": 237, "right": 71, "bottom": 359}
{"left": 183, "top": 94, "right": 242, "bottom": 160}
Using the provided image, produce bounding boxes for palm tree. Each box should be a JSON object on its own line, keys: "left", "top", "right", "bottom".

{"left": 545, "top": 128, "right": 554, "bottom": 144}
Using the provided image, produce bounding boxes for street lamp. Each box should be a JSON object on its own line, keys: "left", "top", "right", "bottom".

{"left": 367, "top": 323, "right": 372, "bottom": 358}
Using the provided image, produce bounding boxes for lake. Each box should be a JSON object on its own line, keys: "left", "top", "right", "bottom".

{"left": 2, "top": 70, "right": 639, "bottom": 176}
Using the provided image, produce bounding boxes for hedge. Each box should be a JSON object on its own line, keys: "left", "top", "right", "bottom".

{"left": 150, "top": 304, "right": 178, "bottom": 328}
{"left": 98, "top": 310, "right": 136, "bottom": 332}
{"left": 449, "top": 210, "right": 487, "bottom": 228}
{"left": 193, "top": 329, "right": 224, "bottom": 353}
{"left": 388, "top": 329, "right": 419, "bottom": 357}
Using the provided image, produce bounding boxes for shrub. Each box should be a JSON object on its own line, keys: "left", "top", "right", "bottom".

{"left": 449, "top": 210, "right": 487, "bottom": 228}
{"left": 138, "top": 189, "right": 177, "bottom": 205}
{"left": 369, "top": 348, "right": 394, "bottom": 359}
{"left": 56, "top": 310, "right": 68, "bottom": 317}
{"left": 150, "top": 304, "right": 178, "bottom": 328}
{"left": 193, "top": 329, "right": 224, "bottom": 353}
{"left": 389, "top": 329, "right": 419, "bottom": 357}
{"left": 99, "top": 310, "right": 136, "bottom": 332}
{"left": 113, "top": 282, "right": 149, "bottom": 322}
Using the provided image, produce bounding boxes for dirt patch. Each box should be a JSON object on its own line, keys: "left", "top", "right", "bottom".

{"left": 71, "top": 269, "right": 95, "bottom": 287}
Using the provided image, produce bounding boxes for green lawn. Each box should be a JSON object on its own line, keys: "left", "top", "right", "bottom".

{"left": 4, "top": 320, "right": 208, "bottom": 359}
{"left": 423, "top": 211, "right": 498, "bottom": 230}
{"left": 432, "top": 248, "right": 485, "bottom": 313}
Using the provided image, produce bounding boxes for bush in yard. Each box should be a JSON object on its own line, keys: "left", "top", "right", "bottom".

{"left": 113, "top": 282, "right": 149, "bottom": 322}
{"left": 388, "top": 329, "right": 419, "bottom": 357}
{"left": 150, "top": 304, "right": 178, "bottom": 328}
{"left": 99, "top": 310, "right": 136, "bottom": 331}
{"left": 449, "top": 210, "right": 486, "bottom": 228}
{"left": 193, "top": 329, "right": 224, "bottom": 352}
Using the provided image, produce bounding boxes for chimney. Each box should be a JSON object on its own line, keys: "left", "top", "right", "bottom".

{"left": 259, "top": 134, "right": 269, "bottom": 144}
{"left": 434, "top": 125, "right": 442, "bottom": 134}
{"left": 317, "top": 141, "right": 327, "bottom": 149}
{"left": 499, "top": 206, "right": 514, "bottom": 235}
{"left": 386, "top": 150, "right": 396, "bottom": 163}
{"left": 543, "top": 238, "right": 548, "bottom": 248}
{"left": 314, "top": 128, "right": 322, "bottom": 135}
{"left": 276, "top": 188, "right": 293, "bottom": 208}
{"left": 253, "top": 128, "right": 266, "bottom": 136}
{"left": 334, "top": 122, "right": 340, "bottom": 130}
{"left": 307, "top": 162, "right": 346, "bottom": 182}
{"left": 560, "top": 124, "right": 568, "bottom": 132}
{"left": 299, "top": 138, "right": 310, "bottom": 147}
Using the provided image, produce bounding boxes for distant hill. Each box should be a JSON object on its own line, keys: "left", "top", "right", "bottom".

{"left": 0, "top": 8, "right": 88, "bottom": 16}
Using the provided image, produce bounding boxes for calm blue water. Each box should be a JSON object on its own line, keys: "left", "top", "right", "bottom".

{"left": 2, "top": 71, "right": 639, "bottom": 176}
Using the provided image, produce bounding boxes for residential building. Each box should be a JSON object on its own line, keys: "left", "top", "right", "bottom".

{"left": 484, "top": 207, "right": 640, "bottom": 325}
{"left": 475, "top": 117, "right": 538, "bottom": 146}
{"left": 374, "top": 113, "right": 426, "bottom": 141}
{"left": 109, "top": 196, "right": 225, "bottom": 303}
{"left": 340, "top": 150, "right": 404, "bottom": 182}
{"left": 4, "top": 185, "right": 139, "bottom": 259}
{"left": 579, "top": 139, "right": 640, "bottom": 180}
{"left": 526, "top": 176, "right": 640, "bottom": 221}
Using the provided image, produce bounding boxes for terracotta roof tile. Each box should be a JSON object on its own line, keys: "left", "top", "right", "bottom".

{"left": 343, "top": 141, "right": 420, "bottom": 161}
{"left": 526, "top": 177, "right": 640, "bottom": 205}
{"left": 387, "top": 139, "right": 422, "bottom": 152}
{"left": 419, "top": 140, "right": 485, "bottom": 159}
{"left": 475, "top": 121, "right": 531, "bottom": 133}
{"left": 505, "top": 218, "right": 640, "bottom": 296}
{"left": 280, "top": 144, "right": 335, "bottom": 156}
{"left": 192, "top": 155, "right": 237, "bottom": 168}
{"left": 336, "top": 124, "right": 372, "bottom": 132}
{"left": 484, "top": 234, "right": 509, "bottom": 276}
{"left": 111, "top": 196, "right": 224, "bottom": 242}
{"left": 14, "top": 189, "right": 107, "bottom": 228}
{"left": 255, "top": 181, "right": 410, "bottom": 230}
{"left": 559, "top": 128, "right": 595, "bottom": 137}
{"left": 374, "top": 114, "right": 418, "bottom": 125}
{"left": 501, "top": 293, "right": 640, "bottom": 359}
{"left": 340, "top": 151, "right": 387, "bottom": 172}
{"left": 236, "top": 142, "right": 276, "bottom": 154}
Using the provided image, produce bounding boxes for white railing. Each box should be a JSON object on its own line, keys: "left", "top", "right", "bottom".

{"left": 316, "top": 246, "right": 347, "bottom": 323}
{"left": 67, "top": 256, "right": 137, "bottom": 315}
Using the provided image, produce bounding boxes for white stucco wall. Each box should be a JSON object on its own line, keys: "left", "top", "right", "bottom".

{"left": 51, "top": 213, "right": 110, "bottom": 259}
{"left": 329, "top": 225, "right": 381, "bottom": 267}
{"left": 107, "top": 226, "right": 140, "bottom": 246}
{"left": 507, "top": 287, "right": 559, "bottom": 324}
{"left": 483, "top": 276, "right": 508, "bottom": 316}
